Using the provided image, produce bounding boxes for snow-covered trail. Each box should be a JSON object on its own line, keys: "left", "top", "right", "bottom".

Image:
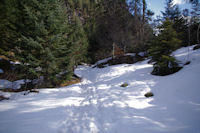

{"left": 0, "top": 45, "right": 200, "bottom": 133}
{"left": 57, "top": 60, "right": 156, "bottom": 133}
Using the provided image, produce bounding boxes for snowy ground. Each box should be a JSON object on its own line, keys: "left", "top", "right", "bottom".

{"left": 0, "top": 45, "right": 200, "bottom": 133}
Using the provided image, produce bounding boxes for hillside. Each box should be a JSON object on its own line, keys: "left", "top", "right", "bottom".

{"left": 0, "top": 45, "right": 200, "bottom": 133}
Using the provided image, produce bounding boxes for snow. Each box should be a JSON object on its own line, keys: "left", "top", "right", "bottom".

{"left": 92, "top": 57, "right": 112, "bottom": 67}
{"left": 125, "top": 53, "right": 136, "bottom": 56}
{"left": 0, "top": 79, "right": 12, "bottom": 89}
{"left": 0, "top": 79, "right": 31, "bottom": 90}
{"left": 138, "top": 52, "right": 146, "bottom": 57}
{"left": 10, "top": 61, "right": 20, "bottom": 65}
{"left": 0, "top": 45, "right": 200, "bottom": 133}
{"left": 0, "top": 69, "right": 3, "bottom": 73}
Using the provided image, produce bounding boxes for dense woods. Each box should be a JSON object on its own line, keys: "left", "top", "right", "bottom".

{"left": 0, "top": 0, "right": 199, "bottom": 87}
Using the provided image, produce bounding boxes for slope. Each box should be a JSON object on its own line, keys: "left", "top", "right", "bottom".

{"left": 0, "top": 45, "right": 200, "bottom": 133}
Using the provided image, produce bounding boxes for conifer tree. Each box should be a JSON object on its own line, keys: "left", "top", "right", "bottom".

{"left": 161, "top": 0, "right": 188, "bottom": 46}
{"left": 72, "top": 16, "right": 88, "bottom": 64}
{"left": 15, "top": 0, "right": 74, "bottom": 87}
{"left": 149, "top": 19, "right": 182, "bottom": 75}
{"left": 0, "top": 0, "right": 19, "bottom": 58}
{"left": 162, "top": 0, "right": 175, "bottom": 20}
{"left": 190, "top": 0, "right": 200, "bottom": 45}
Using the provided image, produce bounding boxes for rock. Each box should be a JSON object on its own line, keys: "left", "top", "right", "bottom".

{"left": 193, "top": 44, "right": 200, "bottom": 50}
{"left": 121, "top": 83, "right": 128, "bottom": 87}
{"left": 97, "top": 63, "right": 106, "bottom": 68}
{"left": 184, "top": 61, "right": 191, "bottom": 65}
{"left": 144, "top": 92, "right": 154, "bottom": 98}
{"left": 23, "top": 89, "right": 39, "bottom": 95}
{"left": 148, "top": 59, "right": 155, "bottom": 64}
{"left": 0, "top": 95, "right": 9, "bottom": 101}
{"left": 29, "top": 89, "right": 39, "bottom": 93}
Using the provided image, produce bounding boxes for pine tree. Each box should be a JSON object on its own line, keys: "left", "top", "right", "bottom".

{"left": 127, "top": 0, "right": 154, "bottom": 53}
{"left": 69, "top": 15, "right": 89, "bottom": 67}
{"left": 162, "top": 0, "right": 175, "bottom": 20}
{"left": 190, "top": 0, "right": 200, "bottom": 44}
{"left": 64, "top": 0, "right": 95, "bottom": 62}
{"left": 149, "top": 19, "right": 182, "bottom": 76}
{"left": 15, "top": 0, "right": 75, "bottom": 87}
{"left": 162, "top": 0, "right": 189, "bottom": 47}
{"left": 0, "top": 0, "right": 19, "bottom": 58}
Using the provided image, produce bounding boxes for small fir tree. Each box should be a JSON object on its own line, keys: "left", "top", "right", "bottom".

{"left": 149, "top": 19, "right": 182, "bottom": 76}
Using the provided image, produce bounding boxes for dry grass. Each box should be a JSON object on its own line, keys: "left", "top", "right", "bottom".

{"left": 1, "top": 88, "right": 25, "bottom": 93}
{"left": 60, "top": 78, "right": 81, "bottom": 87}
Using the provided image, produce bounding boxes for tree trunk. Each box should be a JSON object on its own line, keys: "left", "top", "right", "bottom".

{"left": 197, "top": 23, "right": 200, "bottom": 44}
{"left": 112, "top": 43, "right": 115, "bottom": 59}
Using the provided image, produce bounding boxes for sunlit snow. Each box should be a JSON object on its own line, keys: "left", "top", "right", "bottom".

{"left": 0, "top": 45, "right": 200, "bottom": 133}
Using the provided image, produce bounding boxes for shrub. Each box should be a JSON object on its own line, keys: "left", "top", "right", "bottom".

{"left": 151, "top": 55, "right": 182, "bottom": 76}
{"left": 149, "top": 19, "right": 182, "bottom": 76}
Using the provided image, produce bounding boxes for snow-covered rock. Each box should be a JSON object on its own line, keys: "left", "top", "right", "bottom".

{"left": 0, "top": 79, "right": 31, "bottom": 90}
{"left": 193, "top": 44, "right": 200, "bottom": 50}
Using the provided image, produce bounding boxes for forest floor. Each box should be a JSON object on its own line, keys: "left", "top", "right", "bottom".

{"left": 0, "top": 45, "right": 200, "bottom": 133}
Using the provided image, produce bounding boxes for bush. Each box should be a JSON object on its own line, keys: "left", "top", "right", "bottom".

{"left": 151, "top": 55, "right": 182, "bottom": 76}
{"left": 184, "top": 61, "right": 191, "bottom": 65}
